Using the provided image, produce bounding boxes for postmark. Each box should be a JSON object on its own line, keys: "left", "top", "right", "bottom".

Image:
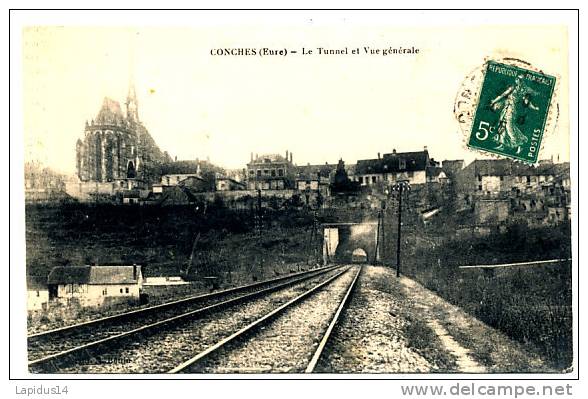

{"left": 454, "top": 59, "right": 558, "bottom": 164}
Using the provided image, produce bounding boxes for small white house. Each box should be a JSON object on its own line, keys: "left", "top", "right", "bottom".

{"left": 27, "top": 276, "right": 49, "bottom": 311}
{"left": 47, "top": 265, "right": 143, "bottom": 307}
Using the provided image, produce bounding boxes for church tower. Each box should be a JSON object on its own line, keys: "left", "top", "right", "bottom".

{"left": 125, "top": 84, "right": 139, "bottom": 124}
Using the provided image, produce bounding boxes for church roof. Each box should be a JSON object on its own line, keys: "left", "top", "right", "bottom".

{"left": 95, "top": 97, "right": 125, "bottom": 125}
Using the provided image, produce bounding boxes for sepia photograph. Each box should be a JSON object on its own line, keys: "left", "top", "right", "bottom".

{"left": 9, "top": 9, "right": 578, "bottom": 383}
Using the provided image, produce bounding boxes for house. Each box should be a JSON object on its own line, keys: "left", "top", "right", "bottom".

{"left": 355, "top": 147, "right": 435, "bottom": 187}
{"left": 426, "top": 167, "right": 448, "bottom": 183}
{"left": 454, "top": 159, "right": 570, "bottom": 226}
{"left": 246, "top": 151, "right": 296, "bottom": 190}
{"left": 455, "top": 159, "right": 563, "bottom": 197}
{"left": 294, "top": 163, "right": 334, "bottom": 197}
{"left": 216, "top": 177, "right": 246, "bottom": 191}
{"left": 27, "top": 276, "right": 49, "bottom": 311}
{"left": 161, "top": 173, "right": 202, "bottom": 186}
{"left": 440, "top": 160, "right": 465, "bottom": 179}
{"left": 159, "top": 160, "right": 202, "bottom": 186}
{"left": 47, "top": 265, "right": 143, "bottom": 307}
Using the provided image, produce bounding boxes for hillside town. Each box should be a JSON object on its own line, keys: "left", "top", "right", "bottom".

{"left": 26, "top": 90, "right": 571, "bottom": 228}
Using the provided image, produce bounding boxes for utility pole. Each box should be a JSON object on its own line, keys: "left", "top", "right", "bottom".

{"left": 381, "top": 198, "right": 387, "bottom": 265}
{"left": 374, "top": 210, "right": 381, "bottom": 264}
{"left": 396, "top": 186, "right": 403, "bottom": 277}
{"left": 256, "top": 188, "right": 262, "bottom": 236}
{"left": 392, "top": 180, "right": 411, "bottom": 277}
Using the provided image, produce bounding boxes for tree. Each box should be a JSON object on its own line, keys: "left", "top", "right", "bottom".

{"left": 331, "top": 159, "right": 360, "bottom": 193}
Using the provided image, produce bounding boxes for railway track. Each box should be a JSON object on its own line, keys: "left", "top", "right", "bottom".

{"left": 170, "top": 265, "right": 362, "bottom": 374}
{"left": 28, "top": 265, "right": 343, "bottom": 373}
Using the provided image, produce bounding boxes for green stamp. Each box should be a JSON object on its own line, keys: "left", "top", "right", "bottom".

{"left": 467, "top": 61, "right": 556, "bottom": 163}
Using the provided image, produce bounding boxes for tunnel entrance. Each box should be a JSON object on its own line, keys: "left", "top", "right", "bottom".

{"left": 322, "top": 222, "right": 382, "bottom": 265}
{"left": 351, "top": 248, "right": 368, "bottom": 263}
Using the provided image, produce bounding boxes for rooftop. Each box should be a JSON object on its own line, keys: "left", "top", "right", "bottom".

{"left": 94, "top": 97, "right": 125, "bottom": 126}
{"left": 249, "top": 154, "right": 290, "bottom": 165}
{"left": 47, "top": 265, "right": 141, "bottom": 285}
{"left": 356, "top": 150, "right": 430, "bottom": 175}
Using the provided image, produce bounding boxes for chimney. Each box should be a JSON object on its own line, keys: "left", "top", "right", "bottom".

{"left": 286, "top": 150, "right": 289, "bottom": 160}
{"left": 392, "top": 149, "right": 397, "bottom": 155}
{"left": 378, "top": 152, "right": 381, "bottom": 159}
{"left": 290, "top": 152, "right": 293, "bottom": 163}
{"left": 133, "top": 264, "right": 137, "bottom": 280}
{"left": 424, "top": 145, "right": 428, "bottom": 151}
{"left": 251, "top": 152, "right": 253, "bottom": 162}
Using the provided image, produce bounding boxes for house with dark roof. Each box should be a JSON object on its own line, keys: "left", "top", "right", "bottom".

{"left": 47, "top": 265, "right": 143, "bottom": 307}
{"left": 455, "top": 159, "right": 565, "bottom": 196}
{"left": 294, "top": 163, "right": 335, "bottom": 196}
{"left": 355, "top": 148, "right": 434, "bottom": 187}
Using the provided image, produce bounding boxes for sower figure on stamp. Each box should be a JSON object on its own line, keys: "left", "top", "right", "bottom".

{"left": 489, "top": 74, "right": 540, "bottom": 153}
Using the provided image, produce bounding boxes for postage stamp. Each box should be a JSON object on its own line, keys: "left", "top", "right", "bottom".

{"left": 466, "top": 61, "right": 556, "bottom": 164}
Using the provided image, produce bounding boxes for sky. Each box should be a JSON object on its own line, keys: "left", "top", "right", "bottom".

{"left": 22, "top": 24, "right": 570, "bottom": 175}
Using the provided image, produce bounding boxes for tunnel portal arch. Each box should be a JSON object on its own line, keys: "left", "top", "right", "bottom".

{"left": 323, "top": 222, "right": 382, "bottom": 265}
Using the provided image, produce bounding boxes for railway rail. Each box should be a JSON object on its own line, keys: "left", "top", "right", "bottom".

{"left": 169, "top": 265, "right": 361, "bottom": 374}
{"left": 28, "top": 265, "right": 343, "bottom": 373}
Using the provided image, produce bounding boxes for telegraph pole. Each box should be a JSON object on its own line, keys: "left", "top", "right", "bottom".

{"left": 256, "top": 188, "right": 262, "bottom": 236}
{"left": 396, "top": 186, "right": 403, "bottom": 277}
{"left": 392, "top": 180, "right": 410, "bottom": 277}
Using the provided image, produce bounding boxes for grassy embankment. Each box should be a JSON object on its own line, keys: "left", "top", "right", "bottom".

{"left": 383, "top": 216, "right": 572, "bottom": 370}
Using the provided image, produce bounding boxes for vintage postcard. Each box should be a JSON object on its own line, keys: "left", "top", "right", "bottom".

{"left": 10, "top": 10, "right": 577, "bottom": 384}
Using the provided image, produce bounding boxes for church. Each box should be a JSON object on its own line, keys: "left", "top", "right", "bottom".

{"left": 75, "top": 86, "right": 168, "bottom": 190}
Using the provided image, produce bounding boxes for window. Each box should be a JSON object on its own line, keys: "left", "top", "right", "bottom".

{"left": 478, "top": 175, "right": 482, "bottom": 182}
{"left": 249, "top": 170, "right": 255, "bottom": 176}
{"left": 278, "top": 169, "right": 284, "bottom": 177}
{"left": 102, "top": 288, "right": 108, "bottom": 295}
{"left": 372, "top": 176, "right": 377, "bottom": 184}
{"left": 264, "top": 169, "right": 269, "bottom": 175}
{"left": 399, "top": 159, "right": 406, "bottom": 170}
{"left": 500, "top": 176, "right": 504, "bottom": 181}
{"left": 36, "top": 291, "right": 40, "bottom": 297}
{"left": 358, "top": 176, "right": 364, "bottom": 184}
{"left": 125, "top": 287, "right": 129, "bottom": 294}
{"left": 526, "top": 176, "right": 531, "bottom": 184}
{"left": 478, "top": 184, "right": 483, "bottom": 191}
{"left": 120, "top": 288, "right": 123, "bottom": 293}
{"left": 257, "top": 170, "right": 262, "bottom": 177}
{"left": 271, "top": 169, "right": 276, "bottom": 177}
{"left": 408, "top": 171, "right": 414, "bottom": 178}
